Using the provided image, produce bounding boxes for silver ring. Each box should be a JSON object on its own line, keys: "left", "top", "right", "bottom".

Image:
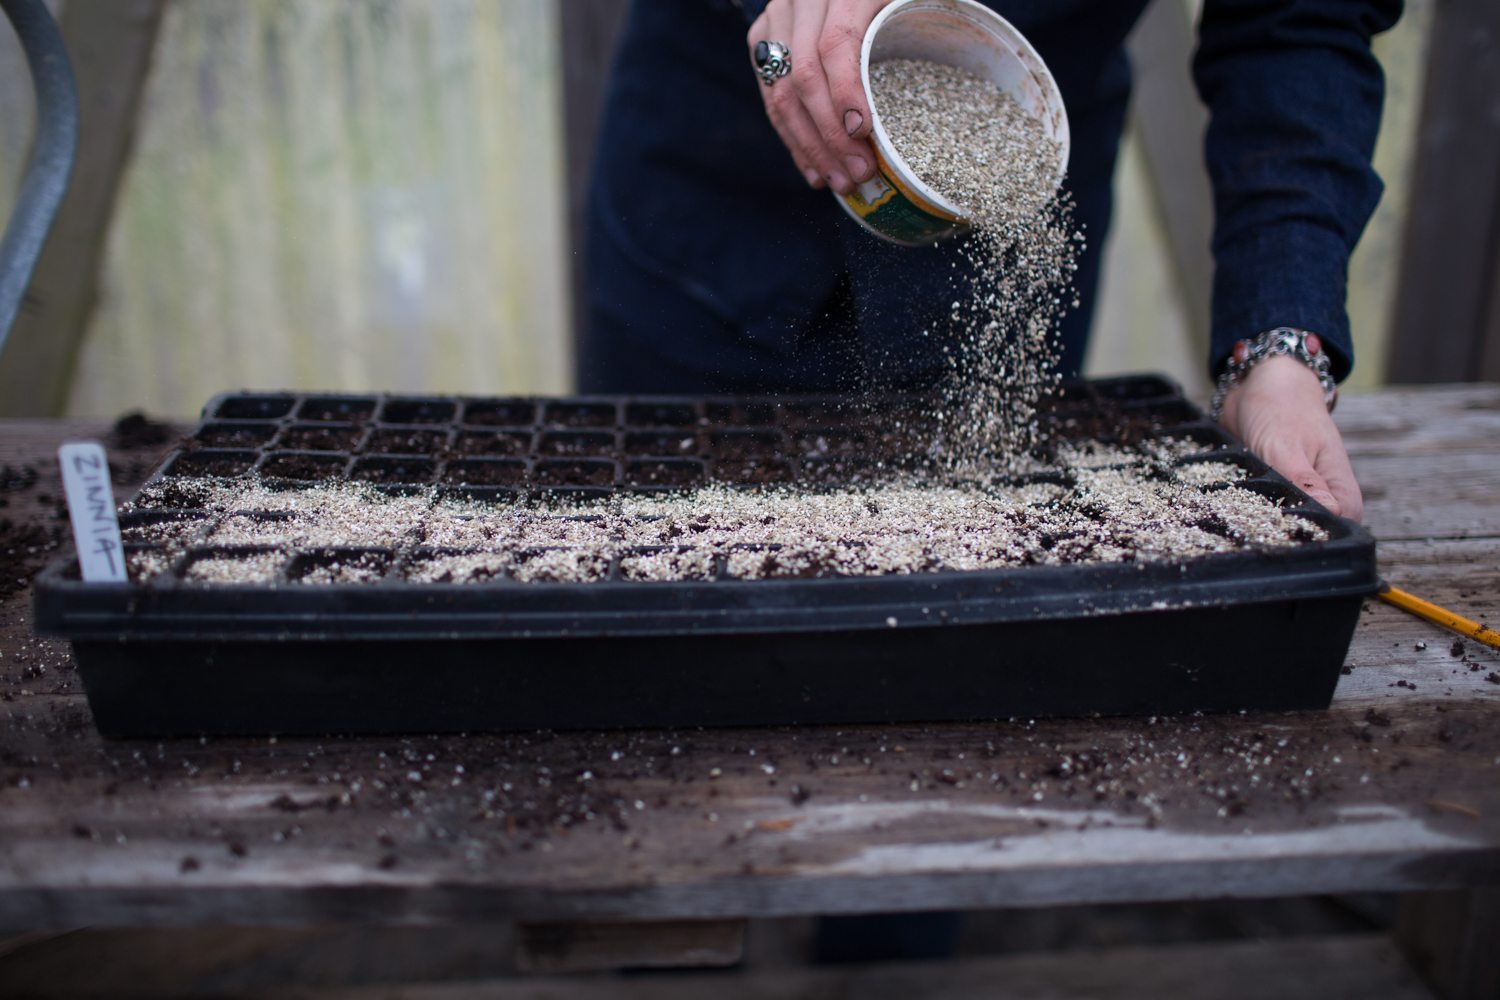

{"left": 754, "top": 40, "right": 791, "bottom": 86}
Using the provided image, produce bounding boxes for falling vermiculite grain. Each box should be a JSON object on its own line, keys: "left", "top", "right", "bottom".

{"left": 869, "top": 57, "right": 1081, "bottom": 476}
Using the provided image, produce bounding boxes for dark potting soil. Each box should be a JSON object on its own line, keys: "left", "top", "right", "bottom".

{"left": 543, "top": 402, "right": 617, "bottom": 428}
{"left": 350, "top": 458, "right": 437, "bottom": 485}
{"left": 534, "top": 461, "right": 616, "bottom": 487}
{"left": 0, "top": 518, "right": 64, "bottom": 597}
{"left": 625, "top": 461, "right": 705, "bottom": 488}
{"left": 261, "top": 454, "right": 346, "bottom": 481}
{"left": 366, "top": 429, "right": 447, "bottom": 455}
{"left": 378, "top": 401, "right": 456, "bottom": 425}
{"left": 194, "top": 424, "right": 278, "bottom": 450}
{"left": 710, "top": 432, "right": 783, "bottom": 461}
{"left": 297, "top": 398, "right": 377, "bottom": 423}
{"left": 461, "top": 400, "right": 536, "bottom": 426}
{"left": 1, "top": 460, "right": 66, "bottom": 596}
{"left": 711, "top": 458, "right": 795, "bottom": 484}
{"left": 278, "top": 426, "right": 364, "bottom": 452}
{"left": 451, "top": 431, "right": 532, "bottom": 458}
{"left": 624, "top": 432, "right": 700, "bottom": 457}
{"left": 538, "top": 432, "right": 616, "bottom": 458}
{"left": 168, "top": 454, "right": 255, "bottom": 478}
{"left": 109, "top": 412, "right": 174, "bottom": 451}
{"left": 440, "top": 461, "right": 528, "bottom": 487}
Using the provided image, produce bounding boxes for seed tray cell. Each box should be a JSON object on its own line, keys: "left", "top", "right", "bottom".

{"left": 34, "top": 377, "right": 1377, "bottom": 737}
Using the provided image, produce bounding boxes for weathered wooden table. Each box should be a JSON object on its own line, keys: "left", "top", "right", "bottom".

{"left": 0, "top": 386, "right": 1496, "bottom": 997}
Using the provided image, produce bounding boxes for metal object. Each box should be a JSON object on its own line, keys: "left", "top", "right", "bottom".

{"left": 0, "top": 0, "right": 78, "bottom": 352}
{"left": 1210, "top": 327, "right": 1338, "bottom": 419}
{"left": 753, "top": 39, "right": 790, "bottom": 86}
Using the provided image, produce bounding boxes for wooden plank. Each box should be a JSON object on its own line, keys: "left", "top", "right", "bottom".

{"left": 0, "top": 0, "right": 165, "bottom": 417}
{"left": 1389, "top": 0, "right": 1500, "bottom": 383}
{"left": 1331, "top": 383, "right": 1500, "bottom": 540}
{"left": 514, "top": 919, "right": 744, "bottom": 974}
{"left": 0, "top": 680, "right": 1494, "bottom": 929}
{"left": 1343, "top": 538, "right": 1500, "bottom": 705}
{"left": 1354, "top": 451, "right": 1500, "bottom": 541}
{"left": 1335, "top": 384, "right": 1500, "bottom": 458}
{"left": 559, "top": 1, "right": 629, "bottom": 376}
{"left": 1124, "top": 0, "right": 1213, "bottom": 361}
{"left": 167, "top": 935, "right": 1433, "bottom": 1000}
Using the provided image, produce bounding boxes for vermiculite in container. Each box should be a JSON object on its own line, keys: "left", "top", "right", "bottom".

{"left": 870, "top": 59, "right": 1062, "bottom": 230}
{"left": 838, "top": 0, "right": 1069, "bottom": 245}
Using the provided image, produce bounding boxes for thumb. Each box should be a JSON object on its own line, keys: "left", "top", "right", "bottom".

{"left": 1318, "top": 464, "right": 1362, "bottom": 523}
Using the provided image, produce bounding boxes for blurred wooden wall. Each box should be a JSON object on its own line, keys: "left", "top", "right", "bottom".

{"left": 6, "top": 0, "right": 570, "bottom": 418}
{"left": 1389, "top": 0, "right": 1500, "bottom": 383}
{"left": 1085, "top": 0, "right": 1436, "bottom": 396}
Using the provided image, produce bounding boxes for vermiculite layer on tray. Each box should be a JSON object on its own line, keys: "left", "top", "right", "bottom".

{"left": 109, "top": 382, "right": 1324, "bottom": 589}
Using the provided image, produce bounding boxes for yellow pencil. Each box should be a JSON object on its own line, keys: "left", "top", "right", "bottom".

{"left": 1378, "top": 582, "right": 1500, "bottom": 651}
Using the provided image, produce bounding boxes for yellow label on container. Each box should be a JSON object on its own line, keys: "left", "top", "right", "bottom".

{"left": 838, "top": 147, "right": 968, "bottom": 246}
{"left": 875, "top": 147, "right": 964, "bottom": 224}
{"left": 847, "top": 176, "right": 898, "bottom": 217}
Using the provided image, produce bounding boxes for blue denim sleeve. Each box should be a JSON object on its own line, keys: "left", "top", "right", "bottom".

{"left": 1193, "top": 0, "right": 1401, "bottom": 382}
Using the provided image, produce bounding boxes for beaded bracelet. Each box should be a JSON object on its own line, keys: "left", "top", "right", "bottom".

{"left": 1209, "top": 327, "right": 1339, "bottom": 420}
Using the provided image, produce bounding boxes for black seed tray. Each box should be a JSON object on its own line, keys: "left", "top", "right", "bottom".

{"left": 34, "top": 376, "right": 1378, "bottom": 737}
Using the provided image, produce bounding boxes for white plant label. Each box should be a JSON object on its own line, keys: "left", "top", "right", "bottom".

{"left": 58, "top": 441, "right": 126, "bottom": 583}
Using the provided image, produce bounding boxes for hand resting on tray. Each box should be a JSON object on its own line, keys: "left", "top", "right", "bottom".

{"left": 1217, "top": 354, "right": 1363, "bottom": 522}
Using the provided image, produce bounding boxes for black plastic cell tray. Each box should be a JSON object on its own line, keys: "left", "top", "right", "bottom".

{"left": 33, "top": 376, "right": 1378, "bottom": 736}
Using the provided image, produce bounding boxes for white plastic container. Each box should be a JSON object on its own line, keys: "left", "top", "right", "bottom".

{"left": 837, "top": 0, "right": 1070, "bottom": 246}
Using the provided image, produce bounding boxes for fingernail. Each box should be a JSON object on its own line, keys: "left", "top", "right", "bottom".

{"left": 845, "top": 155, "right": 869, "bottom": 181}
{"left": 803, "top": 167, "right": 821, "bottom": 188}
{"left": 844, "top": 109, "right": 863, "bottom": 135}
